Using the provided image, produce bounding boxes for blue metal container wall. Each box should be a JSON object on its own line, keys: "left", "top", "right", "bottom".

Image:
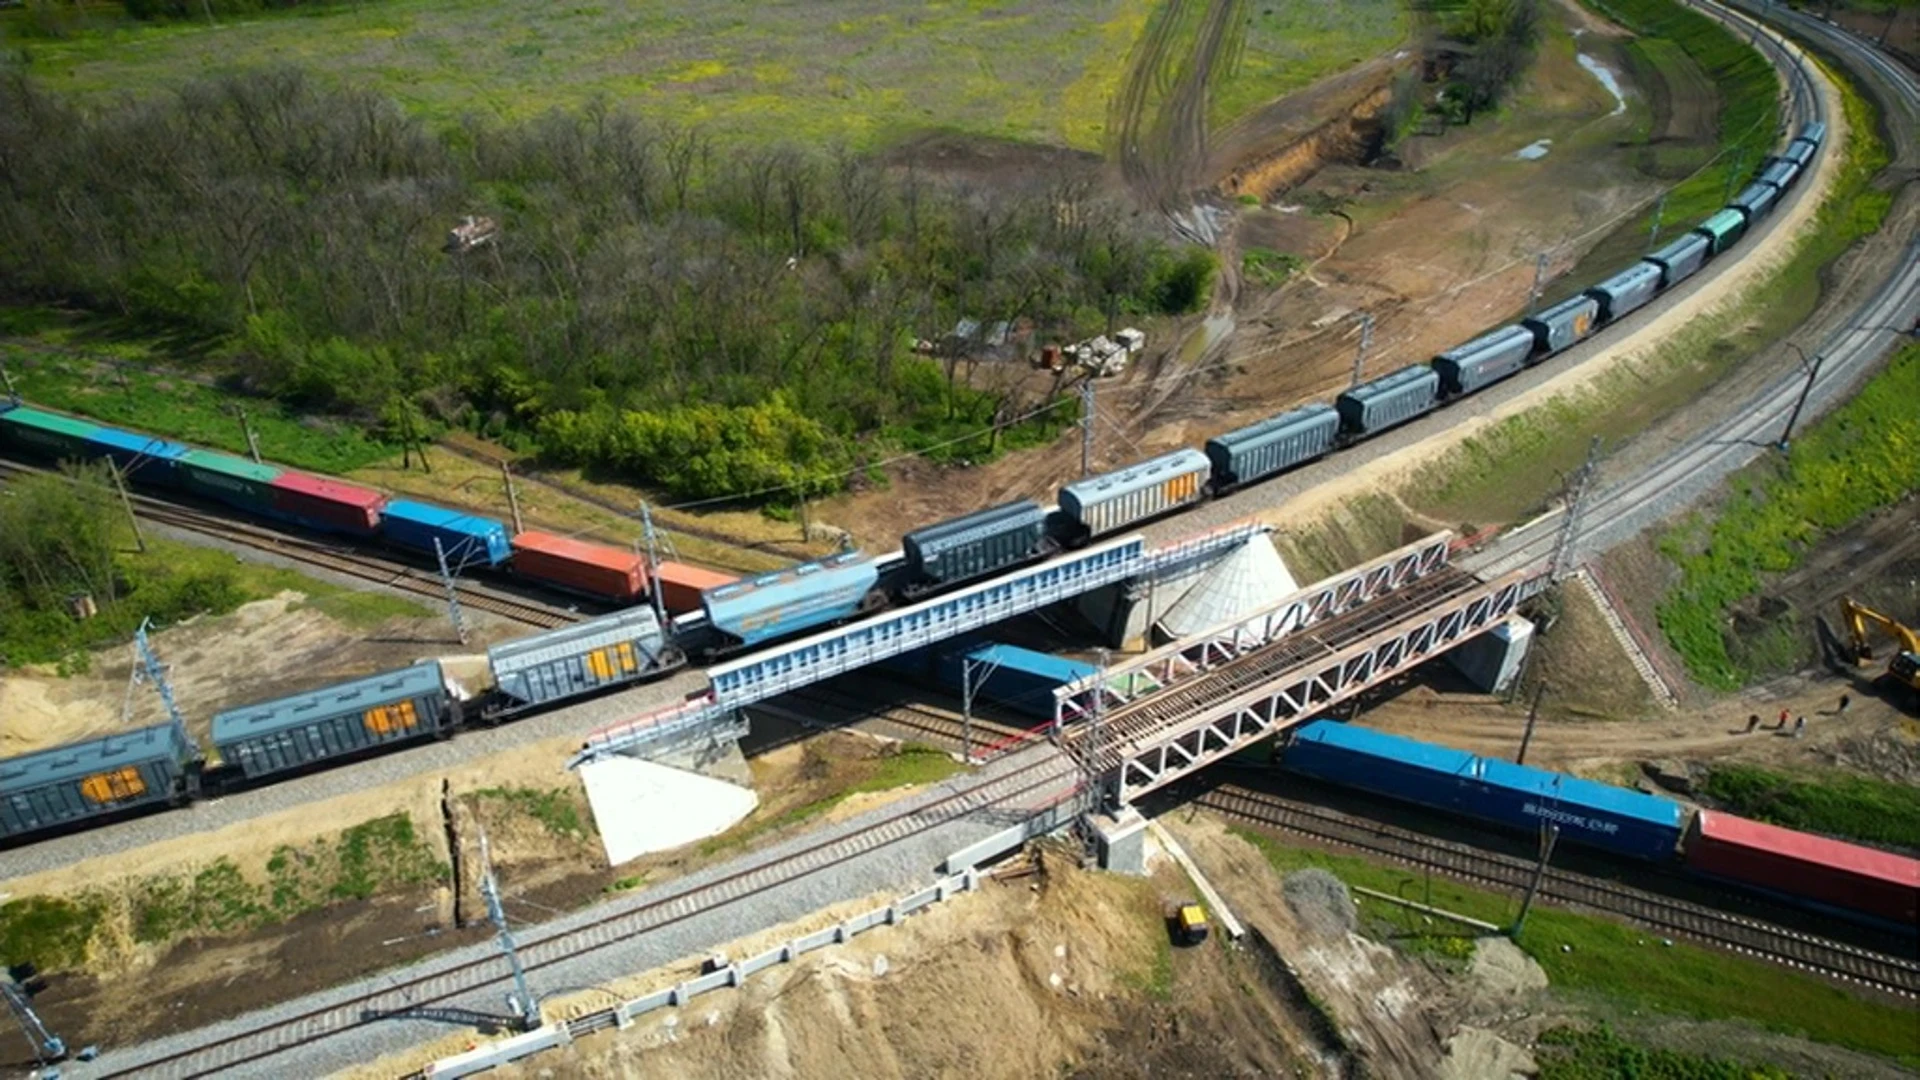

{"left": 83, "top": 427, "right": 192, "bottom": 486}
{"left": 212, "top": 661, "right": 451, "bottom": 779}
{"left": 701, "top": 554, "right": 881, "bottom": 647}
{"left": 0, "top": 722, "right": 189, "bottom": 839}
{"left": 1057, "top": 449, "right": 1210, "bottom": 538}
{"left": 1334, "top": 365, "right": 1439, "bottom": 435}
{"left": 489, "top": 607, "right": 673, "bottom": 707}
{"left": 1432, "top": 325, "right": 1534, "bottom": 396}
{"left": 1646, "top": 233, "right": 1711, "bottom": 288}
{"left": 1283, "top": 721, "right": 1685, "bottom": 861}
{"left": 1522, "top": 295, "right": 1601, "bottom": 355}
{"left": 1585, "top": 262, "right": 1664, "bottom": 323}
{"left": 935, "top": 643, "right": 1098, "bottom": 719}
{"left": 381, "top": 500, "right": 513, "bottom": 567}
{"left": 903, "top": 501, "right": 1047, "bottom": 585}
{"left": 1205, "top": 404, "right": 1338, "bottom": 486}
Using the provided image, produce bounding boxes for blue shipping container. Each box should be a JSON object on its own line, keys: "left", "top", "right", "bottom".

{"left": 1282, "top": 721, "right": 1686, "bottom": 862}
{"left": 82, "top": 427, "right": 192, "bottom": 487}
{"left": 702, "top": 551, "right": 881, "bottom": 648}
{"left": 381, "top": 499, "right": 513, "bottom": 567}
{"left": 935, "top": 643, "right": 1098, "bottom": 720}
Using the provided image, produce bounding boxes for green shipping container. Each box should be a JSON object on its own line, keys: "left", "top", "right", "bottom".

{"left": 0, "top": 406, "right": 101, "bottom": 461}
{"left": 1693, "top": 208, "right": 1747, "bottom": 255}
{"left": 177, "top": 449, "right": 283, "bottom": 513}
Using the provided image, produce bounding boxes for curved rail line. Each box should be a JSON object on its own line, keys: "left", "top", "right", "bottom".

{"left": 90, "top": 749, "right": 1079, "bottom": 1079}
{"left": 0, "top": 454, "right": 575, "bottom": 630}
{"left": 1193, "top": 783, "right": 1920, "bottom": 999}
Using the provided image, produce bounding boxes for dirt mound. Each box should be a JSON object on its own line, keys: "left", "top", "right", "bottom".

{"left": 1467, "top": 936, "right": 1548, "bottom": 999}
{"left": 1439, "top": 1025, "right": 1538, "bottom": 1080}
{"left": 1282, "top": 867, "right": 1358, "bottom": 938}
{"left": 1219, "top": 84, "right": 1393, "bottom": 200}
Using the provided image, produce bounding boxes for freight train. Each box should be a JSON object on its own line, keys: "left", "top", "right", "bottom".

{"left": 0, "top": 121, "right": 1828, "bottom": 848}
{"left": 1279, "top": 720, "right": 1919, "bottom": 930}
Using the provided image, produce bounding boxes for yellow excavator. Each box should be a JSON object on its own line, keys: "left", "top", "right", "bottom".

{"left": 1839, "top": 598, "right": 1920, "bottom": 699}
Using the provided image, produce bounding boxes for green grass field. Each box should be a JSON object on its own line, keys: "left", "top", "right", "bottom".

{"left": 1236, "top": 829, "right": 1920, "bottom": 1065}
{"left": 1211, "top": 0, "right": 1409, "bottom": 131}
{"left": 7, "top": 0, "right": 1164, "bottom": 150}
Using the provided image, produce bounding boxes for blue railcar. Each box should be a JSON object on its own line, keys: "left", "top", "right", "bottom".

{"left": 1645, "top": 233, "right": 1711, "bottom": 289}
{"left": 935, "top": 642, "right": 1098, "bottom": 720}
{"left": 701, "top": 551, "right": 881, "bottom": 649}
{"left": 1731, "top": 181, "right": 1780, "bottom": 224}
{"left": 1057, "top": 449, "right": 1210, "bottom": 540}
{"left": 1522, "top": 294, "right": 1601, "bottom": 356}
{"left": 1797, "top": 120, "right": 1826, "bottom": 148}
{"left": 0, "top": 723, "right": 197, "bottom": 841}
{"left": 487, "top": 607, "right": 680, "bottom": 711}
{"left": 1782, "top": 138, "right": 1817, "bottom": 169}
{"left": 1758, "top": 158, "right": 1799, "bottom": 193}
{"left": 1585, "top": 261, "right": 1664, "bottom": 323}
{"left": 1431, "top": 325, "right": 1534, "bottom": 398}
{"left": 902, "top": 501, "right": 1049, "bottom": 593}
{"left": 82, "top": 427, "right": 191, "bottom": 487}
{"left": 1335, "top": 365, "right": 1439, "bottom": 437}
{"left": 380, "top": 499, "right": 513, "bottom": 568}
{"left": 1281, "top": 721, "right": 1687, "bottom": 862}
{"left": 1205, "top": 404, "right": 1339, "bottom": 488}
{"left": 212, "top": 661, "right": 453, "bottom": 781}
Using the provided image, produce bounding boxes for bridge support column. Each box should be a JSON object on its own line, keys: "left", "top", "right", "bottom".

{"left": 1448, "top": 616, "right": 1535, "bottom": 694}
{"left": 1090, "top": 807, "right": 1148, "bottom": 875}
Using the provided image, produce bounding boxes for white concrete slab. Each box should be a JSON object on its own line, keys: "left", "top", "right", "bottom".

{"left": 1157, "top": 535, "right": 1299, "bottom": 639}
{"left": 581, "top": 756, "right": 759, "bottom": 866}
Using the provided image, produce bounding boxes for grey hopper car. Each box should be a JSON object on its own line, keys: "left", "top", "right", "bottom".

{"left": 1731, "top": 181, "right": 1779, "bottom": 223}
{"left": 1782, "top": 138, "right": 1817, "bottom": 168}
{"left": 1205, "top": 404, "right": 1338, "bottom": 489}
{"left": 1758, "top": 158, "right": 1799, "bottom": 193}
{"left": 902, "top": 500, "right": 1049, "bottom": 591}
{"left": 1798, "top": 120, "right": 1826, "bottom": 148}
{"left": 1585, "top": 261, "right": 1664, "bottom": 322}
{"left": 1, "top": 722, "right": 196, "bottom": 840}
{"left": 1432, "top": 325, "right": 1534, "bottom": 398}
{"left": 213, "top": 660, "right": 453, "bottom": 780}
{"left": 1522, "top": 294, "right": 1601, "bottom": 356}
{"left": 1335, "top": 365, "right": 1440, "bottom": 437}
{"left": 1645, "top": 233, "right": 1711, "bottom": 288}
{"left": 488, "top": 607, "right": 679, "bottom": 712}
{"left": 1058, "top": 449, "right": 1210, "bottom": 540}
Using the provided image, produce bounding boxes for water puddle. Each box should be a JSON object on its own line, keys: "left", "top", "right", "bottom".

{"left": 1513, "top": 139, "right": 1553, "bottom": 160}
{"left": 1577, "top": 52, "right": 1627, "bottom": 116}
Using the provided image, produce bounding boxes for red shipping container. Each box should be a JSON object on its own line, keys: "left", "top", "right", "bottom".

{"left": 654, "top": 560, "right": 737, "bottom": 615}
{"left": 269, "top": 471, "right": 386, "bottom": 536}
{"left": 510, "top": 531, "right": 648, "bottom": 603}
{"left": 1685, "top": 810, "right": 1920, "bottom": 926}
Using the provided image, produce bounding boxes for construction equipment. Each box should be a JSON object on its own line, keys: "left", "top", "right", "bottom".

{"left": 1172, "top": 902, "right": 1210, "bottom": 946}
{"left": 1838, "top": 598, "right": 1920, "bottom": 696}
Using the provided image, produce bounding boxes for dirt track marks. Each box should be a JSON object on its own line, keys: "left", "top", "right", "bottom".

{"left": 1113, "top": 0, "right": 1247, "bottom": 221}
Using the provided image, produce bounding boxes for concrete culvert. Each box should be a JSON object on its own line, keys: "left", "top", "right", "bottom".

{"left": 1283, "top": 868, "right": 1357, "bottom": 938}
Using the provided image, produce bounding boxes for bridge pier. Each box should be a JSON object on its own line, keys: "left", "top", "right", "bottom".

{"left": 1090, "top": 807, "right": 1148, "bottom": 875}
{"left": 1076, "top": 533, "right": 1297, "bottom": 650}
{"left": 1447, "top": 616, "right": 1535, "bottom": 694}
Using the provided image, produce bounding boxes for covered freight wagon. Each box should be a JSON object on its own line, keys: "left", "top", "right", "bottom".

{"left": 1335, "top": 365, "right": 1439, "bottom": 437}
{"left": 935, "top": 642, "right": 1098, "bottom": 720}
{"left": 1684, "top": 811, "right": 1920, "bottom": 927}
{"left": 177, "top": 449, "right": 283, "bottom": 515}
{"left": 902, "top": 501, "right": 1048, "bottom": 594}
{"left": 1522, "top": 294, "right": 1600, "bottom": 356}
{"left": 488, "top": 607, "right": 679, "bottom": 711}
{"left": 270, "top": 471, "right": 385, "bottom": 536}
{"left": 1730, "top": 181, "right": 1780, "bottom": 223}
{"left": 1057, "top": 449, "right": 1210, "bottom": 541}
{"left": 1585, "top": 261, "right": 1664, "bottom": 323}
{"left": 1282, "top": 721, "right": 1687, "bottom": 861}
{"left": 1758, "top": 158, "right": 1799, "bottom": 193}
{"left": 381, "top": 499, "right": 513, "bottom": 567}
{"left": 511, "top": 530, "right": 647, "bottom": 603}
{"left": 0, "top": 722, "right": 197, "bottom": 841}
{"left": 1693, "top": 208, "right": 1747, "bottom": 255}
{"left": 1645, "top": 233, "right": 1711, "bottom": 288}
{"left": 1432, "top": 326, "right": 1534, "bottom": 398}
{"left": 212, "top": 661, "right": 454, "bottom": 780}
{"left": 1205, "top": 404, "right": 1339, "bottom": 488}
{"left": 1782, "top": 138, "right": 1817, "bottom": 168}
{"left": 654, "top": 561, "right": 738, "bottom": 615}
{"left": 81, "top": 427, "right": 190, "bottom": 486}
{"left": 0, "top": 406, "right": 99, "bottom": 461}
{"left": 701, "top": 551, "right": 880, "bottom": 648}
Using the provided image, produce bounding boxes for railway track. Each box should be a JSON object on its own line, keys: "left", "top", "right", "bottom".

{"left": 778, "top": 677, "right": 1029, "bottom": 755}
{"left": 88, "top": 748, "right": 1080, "bottom": 1080}
{"left": 1193, "top": 782, "right": 1920, "bottom": 1000}
{"left": 0, "top": 454, "right": 575, "bottom": 630}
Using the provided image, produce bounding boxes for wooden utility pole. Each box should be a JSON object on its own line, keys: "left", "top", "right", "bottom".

{"left": 500, "top": 459, "right": 524, "bottom": 534}
{"left": 109, "top": 465, "right": 146, "bottom": 553}
{"left": 1351, "top": 313, "right": 1374, "bottom": 388}
{"left": 237, "top": 408, "right": 263, "bottom": 464}
{"left": 1511, "top": 824, "right": 1561, "bottom": 938}
{"left": 1516, "top": 681, "right": 1547, "bottom": 765}
{"left": 0, "top": 358, "right": 17, "bottom": 402}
